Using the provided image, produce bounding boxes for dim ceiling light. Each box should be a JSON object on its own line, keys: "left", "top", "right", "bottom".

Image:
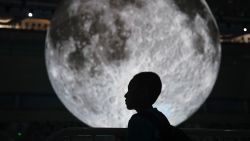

{"left": 28, "top": 12, "right": 33, "bottom": 17}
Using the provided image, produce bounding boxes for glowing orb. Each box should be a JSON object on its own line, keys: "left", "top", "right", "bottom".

{"left": 45, "top": 0, "right": 221, "bottom": 127}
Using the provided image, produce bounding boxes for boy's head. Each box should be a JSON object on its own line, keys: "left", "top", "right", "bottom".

{"left": 125, "top": 72, "right": 162, "bottom": 110}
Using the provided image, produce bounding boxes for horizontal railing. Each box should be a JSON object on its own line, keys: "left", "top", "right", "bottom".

{"left": 46, "top": 127, "right": 250, "bottom": 141}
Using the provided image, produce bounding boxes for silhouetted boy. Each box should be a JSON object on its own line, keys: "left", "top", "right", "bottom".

{"left": 125, "top": 72, "right": 171, "bottom": 141}
{"left": 125, "top": 72, "right": 191, "bottom": 141}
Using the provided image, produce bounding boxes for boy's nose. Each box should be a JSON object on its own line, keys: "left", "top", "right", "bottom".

{"left": 124, "top": 92, "right": 128, "bottom": 98}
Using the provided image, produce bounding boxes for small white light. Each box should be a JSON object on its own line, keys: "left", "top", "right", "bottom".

{"left": 243, "top": 28, "right": 247, "bottom": 32}
{"left": 28, "top": 12, "right": 33, "bottom": 17}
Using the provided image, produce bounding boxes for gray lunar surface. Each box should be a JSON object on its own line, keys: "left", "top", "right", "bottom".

{"left": 45, "top": 0, "right": 221, "bottom": 127}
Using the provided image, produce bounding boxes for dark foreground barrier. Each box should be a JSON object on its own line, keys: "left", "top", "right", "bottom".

{"left": 46, "top": 127, "right": 250, "bottom": 141}
{"left": 46, "top": 128, "right": 125, "bottom": 141}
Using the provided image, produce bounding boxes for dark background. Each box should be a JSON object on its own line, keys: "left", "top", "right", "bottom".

{"left": 0, "top": 0, "right": 250, "bottom": 140}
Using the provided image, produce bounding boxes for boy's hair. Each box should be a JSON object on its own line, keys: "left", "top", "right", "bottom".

{"left": 130, "top": 72, "right": 162, "bottom": 105}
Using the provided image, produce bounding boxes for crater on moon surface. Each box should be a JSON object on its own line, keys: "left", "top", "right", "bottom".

{"left": 49, "top": 8, "right": 131, "bottom": 72}
{"left": 45, "top": 0, "right": 221, "bottom": 127}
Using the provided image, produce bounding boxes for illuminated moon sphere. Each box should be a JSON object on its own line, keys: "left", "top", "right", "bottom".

{"left": 45, "top": 0, "right": 221, "bottom": 127}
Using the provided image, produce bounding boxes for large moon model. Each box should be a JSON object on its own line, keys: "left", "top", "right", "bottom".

{"left": 45, "top": 0, "right": 221, "bottom": 127}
